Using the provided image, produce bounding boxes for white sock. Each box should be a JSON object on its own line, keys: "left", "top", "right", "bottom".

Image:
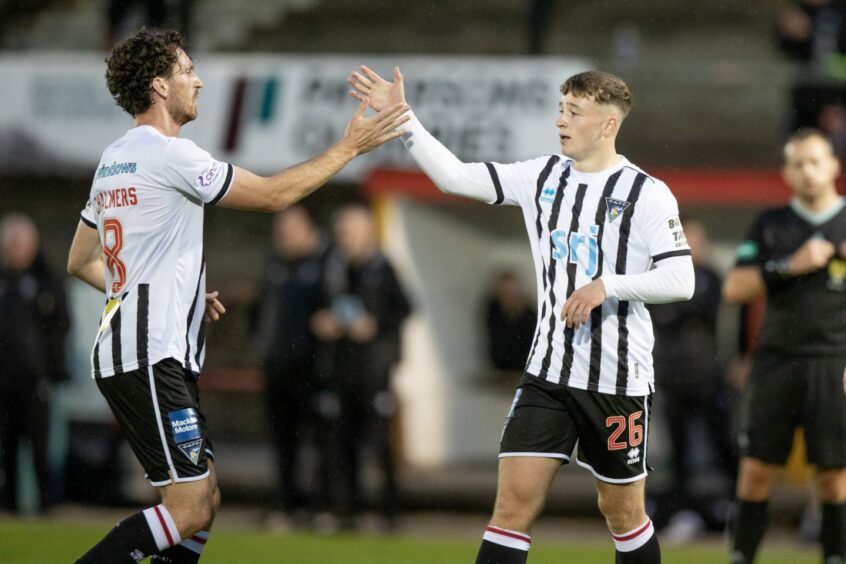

{"left": 611, "top": 518, "right": 655, "bottom": 552}
{"left": 142, "top": 504, "right": 182, "bottom": 552}
{"left": 483, "top": 525, "right": 532, "bottom": 552}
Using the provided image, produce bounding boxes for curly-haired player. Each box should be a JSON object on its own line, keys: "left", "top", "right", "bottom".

{"left": 67, "top": 28, "right": 408, "bottom": 563}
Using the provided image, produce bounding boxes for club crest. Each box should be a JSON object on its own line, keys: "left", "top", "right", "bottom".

{"left": 606, "top": 198, "right": 631, "bottom": 223}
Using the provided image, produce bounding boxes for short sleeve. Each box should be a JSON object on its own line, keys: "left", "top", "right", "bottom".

{"left": 161, "top": 138, "right": 234, "bottom": 205}
{"left": 636, "top": 180, "right": 691, "bottom": 262}
{"left": 80, "top": 198, "right": 96, "bottom": 229}
{"left": 734, "top": 213, "right": 766, "bottom": 267}
{"left": 483, "top": 156, "right": 562, "bottom": 208}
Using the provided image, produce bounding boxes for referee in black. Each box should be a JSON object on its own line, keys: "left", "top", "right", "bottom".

{"left": 724, "top": 128, "right": 846, "bottom": 563}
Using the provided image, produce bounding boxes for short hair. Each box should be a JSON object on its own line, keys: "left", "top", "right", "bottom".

{"left": 105, "top": 28, "right": 186, "bottom": 116}
{"left": 784, "top": 127, "right": 835, "bottom": 157}
{"left": 560, "top": 71, "right": 632, "bottom": 117}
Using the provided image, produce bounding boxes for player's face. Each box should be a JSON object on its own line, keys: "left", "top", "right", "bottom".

{"left": 166, "top": 49, "right": 203, "bottom": 125}
{"left": 556, "top": 94, "right": 604, "bottom": 160}
{"left": 782, "top": 136, "right": 840, "bottom": 202}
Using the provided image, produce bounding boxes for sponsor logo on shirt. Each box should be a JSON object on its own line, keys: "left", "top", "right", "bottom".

{"left": 95, "top": 161, "right": 137, "bottom": 180}
{"left": 197, "top": 161, "right": 223, "bottom": 188}
{"left": 551, "top": 225, "right": 600, "bottom": 277}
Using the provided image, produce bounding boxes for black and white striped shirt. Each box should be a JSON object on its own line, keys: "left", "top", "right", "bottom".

{"left": 80, "top": 126, "right": 234, "bottom": 378}
{"left": 403, "top": 114, "right": 692, "bottom": 396}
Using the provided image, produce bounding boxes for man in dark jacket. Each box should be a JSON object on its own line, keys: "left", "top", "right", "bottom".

{"left": 251, "top": 205, "right": 328, "bottom": 526}
{"left": 312, "top": 203, "right": 411, "bottom": 529}
{"left": 0, "top": 213, "right": 70, "bottom": 513}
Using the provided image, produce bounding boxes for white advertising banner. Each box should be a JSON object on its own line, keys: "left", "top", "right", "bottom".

{"left": 0, "top": 53, "right": 589, "bottom": 179}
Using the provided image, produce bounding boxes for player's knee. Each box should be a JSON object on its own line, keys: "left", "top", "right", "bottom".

{"left": 597, "top": 493, "right": 643, "bottom": 533}
{"left": 492, "top": 488, "right": 543, "bottom": 530}
{"left": 818, "top": 469, "right": 846, "bottom": 503}
{"left": 737, "top": 458, "right": 777, "bottom": 500}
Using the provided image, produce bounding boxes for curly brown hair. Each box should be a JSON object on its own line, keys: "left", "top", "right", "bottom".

{"left": 561, "top": 71, "right": 632, "bottom": 117}
{"left": 105, "top": 28, "right": 185, "bottom": 116}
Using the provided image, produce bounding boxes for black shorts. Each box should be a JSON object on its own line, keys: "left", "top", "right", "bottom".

{"left": 500, "top": 373, "right": 653, "bottom": 483}
{"left": 739, "top": 353, "right": 846, "bottom": 469}
{"left": 96, "top": 358, "right": 214, "bottom": 486}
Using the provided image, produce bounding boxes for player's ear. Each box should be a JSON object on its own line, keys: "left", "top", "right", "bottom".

{"left": 603, "top": 115, "right": 618, "bottom": 137}
{"left": 151, "top": 76, "right": 169, "bottom": 99}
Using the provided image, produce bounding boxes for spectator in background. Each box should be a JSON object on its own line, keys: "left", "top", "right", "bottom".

{"left": 251, "top": 205, "right": 328, "bottom": 529}
{"left": 0, "top": 213, "right": 70, "bottom": 513}
{"left": 312, "top": 203, "right": 411, "bottom": 530}
{"left": 648, "top": 218, "right": 736, "bottom": 541}
{"left": 485, "top": 270, "right": 536, "bottom": 372}
{"left": 777, "top": 0, "right": 846, "bottom": 64}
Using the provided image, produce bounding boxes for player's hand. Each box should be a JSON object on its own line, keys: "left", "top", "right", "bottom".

{"left": 348, "top": 66, "right": 406, "bottom": 112}
{"left": 311, "top": 309, "right": 344, "bottom": 341}
{"left": 340, "top": 97, "right": 410, "bottom": 157}
{"left": 560, "top": 279, "right": 606, "bottom": 329}
{"left": 788, "top": 238, "right": 835, "bottom": 275}
{"left": 203, "top": 291, "right": 226, "bottom": 323}
{"left": 349, "top": 314, "right": 378, "bottom": 343}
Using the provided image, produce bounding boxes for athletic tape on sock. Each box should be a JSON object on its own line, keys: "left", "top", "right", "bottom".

{"left": 483, "top": 525, "right": 532, "bottom": 552}
{"left": 611, "top": 518, "right": 654, "bottom": 553}
{"left": 142, "top": 505, "right": 182, "bottom": 551}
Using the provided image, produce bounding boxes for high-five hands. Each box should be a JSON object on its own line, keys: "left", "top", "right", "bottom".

{"left": 560, "top": 279, "right": 606, "bottom": 329}
{"left": 348, "top": 66, "right": 407, "bottom": 112}
{"left": 340, "top": 95, "right": 410, "bottom": 156}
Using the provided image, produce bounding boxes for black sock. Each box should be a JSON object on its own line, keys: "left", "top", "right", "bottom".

{"left": 475, "top": 526, "right": 530, "bottom": 564}
{"left": 730, "top": 500, "right": 768, "bottom": 564}
{"left": 150, "top": 530, "right": 210, "bottom": 563}
{"left": 76, "top": 511, "right": 162, "bottom": 563}
{"left": 822, "top": 503, "right": 845, "bottom": 562}
{"left": 612, "top": 519, "right": 660, "bottom": 564}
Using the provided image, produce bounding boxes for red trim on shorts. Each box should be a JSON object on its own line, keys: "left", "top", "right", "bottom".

{"left": 612, "top": 519, "right": 651, "bottom": 542}
{"left": 486, "top": 526, "right": 531, "bottom": 542}
{"left": 191, "top": 535, "right": 207, "bottom": 544}
{"left": 154, "top": 505, "right": 175, "bottom": 546}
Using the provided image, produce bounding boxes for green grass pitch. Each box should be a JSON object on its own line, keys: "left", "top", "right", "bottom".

{"left": 0, "top": 518, "right": 819, "bottom": 563}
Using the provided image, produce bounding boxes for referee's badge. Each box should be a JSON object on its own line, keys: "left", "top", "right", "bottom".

{"left": 605, "top": 198, "right": 631, "bottom": 223}
{"left": 169, "top": 408, "right": 204, "bottom": 465}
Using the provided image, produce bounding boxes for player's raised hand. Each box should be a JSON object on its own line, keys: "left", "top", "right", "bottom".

{"left": 560, "top": 279, "right": 606, "bottom": 329}
{"left": 340, "top": 96, "right": 410, "bottom": 156}
{"left": 788, "top": 237, "right": 835, "bottom": 275}
{"left": 348, "top": 66, "right": 406, "bottom": 112}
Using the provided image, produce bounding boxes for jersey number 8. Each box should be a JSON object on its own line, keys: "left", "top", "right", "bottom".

{"left": 103, "top": 218, "right": 127, "bottom": 295}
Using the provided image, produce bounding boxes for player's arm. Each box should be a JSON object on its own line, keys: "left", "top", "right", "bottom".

{"left": 722, "top": 266, "right": 765, "bottom": 304}
{"left": 348, "top": 66, "right": 501, "bottom": 203}
{"left": 67, "top": 221, "right": 105, "bottom": 292}
{"left": 218, "top": 98, "right": 409, "bottom": 212}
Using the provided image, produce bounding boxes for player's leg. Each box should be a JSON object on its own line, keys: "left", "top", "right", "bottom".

{"left": 730, "top": 457, "right": 780, "bottom": 564}
{"left": 595, "top": 478, "right": 659, "bottom": 563}
{"left": 77, "top": 360, "right": 215, "bottom": 563}
{"left": 151, "top": 459, "right": 220, "bottom": 562}
{"left": 803, "top": 356, "right": 846, "bottom": 564}
{"left": 566, "top": 388, "right": 658, "bottom": 562}
{"left": 477, "top": 375, "right": 574, "bottom": 563}
{"left": 816, "top": 468, "right": 846, "bottom": 563}
{"left": 730, "top": 353, "right": 799, "bottom": 564}
{"left": 477, "top": 456, "right": 560, "bottom": 564}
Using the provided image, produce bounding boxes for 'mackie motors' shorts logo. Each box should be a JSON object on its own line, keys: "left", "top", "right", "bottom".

{"left": 168, "top": 408, "right": 203, "bottom": 465}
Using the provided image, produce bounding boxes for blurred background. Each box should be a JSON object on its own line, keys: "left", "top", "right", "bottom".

{"left": 1, "top": 0, "right": 842, "bottom": 553}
